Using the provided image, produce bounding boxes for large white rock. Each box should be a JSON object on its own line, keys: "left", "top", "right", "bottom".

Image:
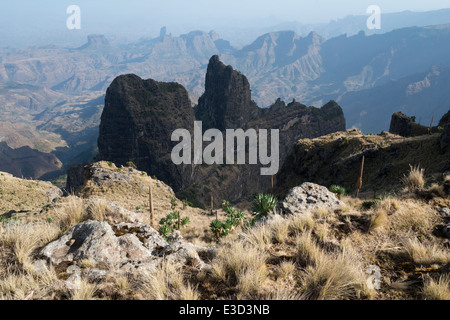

{"left": 281, "top": 182, "right": 343, "bottom": 215}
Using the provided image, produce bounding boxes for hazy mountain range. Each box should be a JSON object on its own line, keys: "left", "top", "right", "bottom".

{"left": 1, "top": 9, "right": 450, "bottom": 179}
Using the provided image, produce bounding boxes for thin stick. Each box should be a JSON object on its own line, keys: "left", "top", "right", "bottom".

{"left": 355, "top": 155, "right": 365, "bottom": 198}
{"left": 271, "top": 175, "right": 274, "bottom": 193}
{"left": 149, "top": 185, "right": 155, "bottom": 228}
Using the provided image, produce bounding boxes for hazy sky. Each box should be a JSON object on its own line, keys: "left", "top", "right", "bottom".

{"left": 1, "top": 0, "right": 450, "bottom": 46}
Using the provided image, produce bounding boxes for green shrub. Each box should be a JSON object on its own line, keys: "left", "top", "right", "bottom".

{"left": 157, "top": 211, "right": 189, "bottom": 238}
{"left": 126, "top": 161, "right": 137, "bottom": 169}
{"left": 362, "top": 200, "right": 379, "bottom": 210}
{"left": 329, "top": 185, "right": 347, "bottom": 196}
{"left": 251, "top": 194, "right": 278, "bottom": 219}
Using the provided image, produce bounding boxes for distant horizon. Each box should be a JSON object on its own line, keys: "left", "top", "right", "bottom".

{"left": 1, "top": 2, "right": 450, "bottom": 47}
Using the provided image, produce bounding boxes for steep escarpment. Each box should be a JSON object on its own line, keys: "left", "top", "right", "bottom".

{"left": 95, "top": 56, "right": 345, "bottom": 207}
{"left": 97, "top": 75, "right": 195, "bottom": 191}
{"left": 195, "top": 55, "right": 261, "bottom": 131}
{"left": 276, "top": 127, "right": 450, "bottom": 197}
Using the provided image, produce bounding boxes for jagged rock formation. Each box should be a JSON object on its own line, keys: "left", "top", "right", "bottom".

{"left": 389, "top": 111, "right": 442, "bottom": 137}
{"left": 97, "top": 75, "right": 195, "bottom": 191}
{"left": 195, "top": 55, "right": 261, "bottom": 131}
{"left": 95, "top": 56, "right": 345, "bottom": 207}
{"left": 276, "top": 129, "right": 450, "bottom": 197}
{"left": 389, "top": 112, "right": 414, "bottom": 137}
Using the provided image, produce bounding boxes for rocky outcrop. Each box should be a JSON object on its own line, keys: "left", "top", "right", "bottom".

{"left": 281, "top": 183, "right": 343, "bottom": 215}
{"left": 96, "top": 56, "right": 345, "bottom": 207}
{"left": 276, "top": 129, "right": 450, "bottom": 196}
{"left": 79, "top": 35, "right": 110, "bottom": 50}
{"left": 195, "top": 55, "right": 261, "bottom": 131}
{"left": 389, "top": 111, "right": 445, "bottom": 137}
{"left": 40, "top": 220, "right": 209, "bottom": 276}
{"left": 389, "top": 112, "right": 413, "bottom": 137}
{"left": 441, "top": 124, "right": 450, "bottom": 153}
{"left": 97, "top": 75, "right": 195, "bottom": 192}
{"left": 439, "top": 110, "right": 450, "bottom": 153}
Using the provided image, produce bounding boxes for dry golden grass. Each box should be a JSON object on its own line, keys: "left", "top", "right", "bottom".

{"left": 300, "top": 254, "right": 364, "bottom": 300}
{"left": 287, "top": 213, "right": 316, "bottom": 234}
{"left": 423, "top": 275, "right": 450, "bottom": 300}
{"left": 212, "top": 241, "right": 268, "bottom": 295}
{"left": 388, "top": 199, "right": 439, "bottom": 236}
{"left": 241, "top": 223, "right": 272, "bottom": 248}
{"left": 271, "top": 217, "right": 290, "bottom": 244}
{"left": 0, "top": 172, "right": 59, "bottom": 215}
{"left": 0, "top": 265, "right": 59, "bottom": 300}
{"left": 276, "top": 261, "right": 296, "bottom": 279}
{"left": 70, "top": 280, "right": 98, "bottom": 300}
{"left": 1, "top": 160, "right": 450, "bottom": 301}
{"left": 404, "top": 238, "right": 450, "bottom": 265}
{"left": 0, "top": 222, "right": 60, "bottom": 270}
{"left": 401, "top": 165, "right": 425, "bottom": 192}
{"left": 369, "top": 208, "right": 389, "bottom": 231}
{"left": 136, "top": 263, "right": 198, "bottom": 300}
{"left": 51, "top": 196, "right": 87, "bottom": 234}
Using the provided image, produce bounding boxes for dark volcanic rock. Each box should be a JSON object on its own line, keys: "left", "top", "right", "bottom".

{"left": 96, "top": 56, "right": 345, "bottom": 207}
{"left": 195, "top": 55, "right": 262, "bottom": 131}
{"left": 97, "top": 74, "right": 195, "bottom": 191}
{"left": 389, "top": 111, "right": 442, "bottom": 137}
{"left": 441, "top": 124, "right": 450, "bottom": 153}
{"left": 389, "top": 112, "right": 412, "bottom": 137}
{"left": 438, "top": 110, "right": 450, "bottom": 128}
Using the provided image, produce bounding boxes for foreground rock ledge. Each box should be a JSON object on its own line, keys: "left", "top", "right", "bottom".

{"left": 40, "top": 220, "right": 210, "bottom": 276}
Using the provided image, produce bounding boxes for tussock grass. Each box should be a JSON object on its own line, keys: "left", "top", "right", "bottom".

{"left": 423, "top": 275, "right": 450, "bottom": 300}
{"left": 70, "top": 280, "right": 98, "bottom": 300}
{"left": 212, "top": 241, "right": 268, "bottom": 295}
{"left": 313, "top": 207, "right": 329, "bottom": 219}
{"left": 242, "top": 224, "right": 272, "bottom": 248}
{"left": 86, "top": 199, "right": 110, "bottom": 222}
{"left": 0, "top": 223, "right": 60, "bottom": 269}
{"left": 389, "top": 200, "right": 438, "bottom": 235}
{"left": 401, "top": 165, "right": 425, "bottom": 192}
{"left": 53, "top": 196, "right": 87, "bottom": 233}
{"left": 265, "top": 287, "right": 304, "bottom": 300}
{"left": 287, "top": 213, "right": 315, "bottom": 234}
{"left": 0, "top": 266, "right": 58, "bottom": 300}
{"left": 136, "top": 263, "right": 198, "bottom": 300}
{"left": 277, "top": 261, "right": 296, "bottom": 279}
{"left": 404, "top": 238, "right": 450, "bottom": 265}
{"left": 369, "top": 209, "right": 388, "bottom": 231}
{"left": 300, "top": 250, "right": 366, "bottom": 300}
{"left": 271, "top": 217, "right": 290, "bottom": 244}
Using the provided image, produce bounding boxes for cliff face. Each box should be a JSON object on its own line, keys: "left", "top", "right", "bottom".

{"left": 95, "top": 56, "right": 345, "bottom": 207}
{"left": 97, "top": 74, "right": 195, "bottom": 191}
{"left": 195, "top": 55, "right": 261, "bottom": 131}
{"left": 276, "top": 129, "right": 450, "bottom": 197}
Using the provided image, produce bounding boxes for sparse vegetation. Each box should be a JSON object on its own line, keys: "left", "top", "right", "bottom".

{"left": 401, "top": 165, "right": 426, "bottom": 193}
{"left": 0, "top": 156, "right": 449, "bottom": 301}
